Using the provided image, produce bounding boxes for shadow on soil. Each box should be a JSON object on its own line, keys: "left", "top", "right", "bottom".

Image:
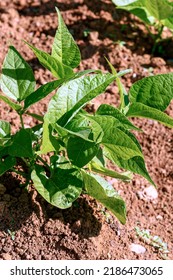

{"left": 18, "top": 0, "right": 157, "bottom": 65}
{"left": 0, "top": 173, "right": 102, "bottom": 239}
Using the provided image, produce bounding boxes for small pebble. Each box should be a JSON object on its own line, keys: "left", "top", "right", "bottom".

{"left": 144, "top": 186, "right": 158, "bottom": 200}
{"left": 137, "top": 185, "right": 158, "bottom": 201}
{"left": 1, "top": 253, "right": 12, "bottom": 260}
{"left": 130, "top": 243, "right": 146, "bottom": 254}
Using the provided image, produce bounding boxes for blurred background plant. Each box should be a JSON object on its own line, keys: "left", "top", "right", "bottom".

{"left": 111, "top": 0, "right": 173, "bottom": 54}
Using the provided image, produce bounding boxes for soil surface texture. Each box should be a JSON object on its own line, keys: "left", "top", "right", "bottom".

{"left": 0, "top": 0, "right": 173, "bottom": 260}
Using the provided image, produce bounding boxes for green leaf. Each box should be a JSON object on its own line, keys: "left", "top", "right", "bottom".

{"left": 54, "top": 123, "right": 92, "bottom": 142}
{"left": 82, "top": 171, "right": 126, "bottom": 224}
{"left": 104, "top": 148, "right": 155, "bottom": 186}
{"left": 0, "top": 147, "right": 9, "bottom": 158}
{"left": 0, "top": 46, "right": 35, "bottom": 102}
{"left": 126, "top": 102, "right": 173, "bottom": 128}
{"left": 37, "top": 116, "right": 60, "bottom": 155}
{"left": 47, "top": 73, "right": 115, "bottom": 125}
{"left": 24, "top": 79, "right": 65, "bottom": 110}
{"left": 113, "top": 0, "right": 155, "bottom": 24}
{"left": 8, "top": 129, "right": 33, "bottom": 158}
{"left": 67, "top": 136, "right": 99, "bottom": 168}
{"left": 96, "top": 104, "right": 139, "bottom": 130}
{"left": 0, "top": 156, "right": 16, "bottom": 176}
{"left": 0, "top": 120, "right": 10, "bottom": 138}
{"left": 91, "top": 115, "right": 143, "bottom": 160}
{"left": 0, "top": 95, "right": 22, "bottom": 112}
{"left": 31, "top": 160, "right": 83, "bottom": 209}
{"left": 90, "top": 160, "right": 133, "bottom": 181}
{"left": 65, "top": 112, "right": 90, "bottom": 136}
{"left": 24, "top": 42, "right": 74, "bottom": 79}
{"left": 144, "top": 0, "right": 173, "bottom": 20}
{"left": 113, "top": 0, "right": 173, "bottom": 22}
{"left": 162, "top": 17, "right": 173, "bottom": 29}
{"left": 129, "top": 73, "right": 173, "bottom": 111}
{"left": 74, "top": 69, "right": 102, "bottom": 79}
{"left": 52, "top": 7, "right": 81, "bottom": 69}
{"left": 0, "top": 120, "right": 11, "bottom": 146}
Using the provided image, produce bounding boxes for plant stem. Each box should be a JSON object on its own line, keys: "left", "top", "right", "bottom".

{"left": 21, "top": 157, "right": 30, "bottom": 167}
{"left": 19, "top": 114, "right": 24, "bottom": 129}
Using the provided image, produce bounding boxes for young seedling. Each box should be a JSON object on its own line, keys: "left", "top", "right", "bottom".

{"left": 0, "top": 7, "right": 173, "bottom": 224}
{"left": 135, "top": 227, "right": 169, "bottom": 259}
{"left": 112, "top": 0, "right": 173, "bottom": 53}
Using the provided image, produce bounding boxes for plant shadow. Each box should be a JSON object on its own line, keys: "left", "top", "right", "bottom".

{"left": 0, "top": 173, "right": 102, "bottom": 240}
{"left": 18, "top": 0, "right": 148, "bottom": 64}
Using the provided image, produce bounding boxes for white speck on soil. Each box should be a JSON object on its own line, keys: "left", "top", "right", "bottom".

{"left": 129, "top": 243, "right": 146, "bottom": 254}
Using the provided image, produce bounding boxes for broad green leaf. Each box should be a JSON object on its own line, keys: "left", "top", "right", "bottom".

{"left": 74, "top": 69, "right": 102, "bottom": 79}
{"left": 84, "top": 114, "right": 152, "bottom": 185}
{"left": 47, "top": 73, "right": 115, "bottom": 125}
{"left": 128, "top": 8, "right": 155, "bottom": 24}
{"left": 104, "top": 148, "right": 155, "bottom": 186}
{"left": 0, "top": 95, "right": 22, "bottom": 112}
{"left": 81, "top": 113, "right": 104, "bottom": 143}
{"left": 162, "top": 16, "right": 173, "bottom": 29}
{"left": 96, "top": 104, "right": 139, "bottom": 130}
{"left": 52, "top": 7, "right": 81, "bottom": 69}
{"left": 90, "top": 160, "right": 133, "bottom": 181}
{"left": 113, "top": 0, "right": 173, "bottom": 22}
{"left": 24, "top": 79, "right": 66, "bottom": 110}
{"left": 0, "top": 156, "right": 16, "bottom": 176}
{"left": 8, "top": 129, "right": 33, "bottom": 158}
{"left": 67, "top": 136, "right": 99, "bottom": 168}
{"left": 144, "top": 0, "right": 173, "bottom": 20}
{"left": 37, "top": 116, "right": 59, "bottom": 155}
{"left": 90, "top": 115, "right": 143, "bottom": 160}
{"left": 24, "top": 42, "right": 74, "bottom": 79}
{"left": 65, "top": 112, "right": 90, "bottom": 134}
{"left": 55, "top": 123, "right": 93, "bottom": 142}
{"left": 31, "top": 161, "right": 83, "bottom": 209}
{"left": 0, "top": 120, "right": 11, "bottom": 146}
{"left": 113, "top": 0, "right": 155, "bottom": 24}
{"left": 129, "top": 73, "right": 173, "bottom": 111}
{"left": 126, "top": 102, "right": 173, "bottom": 128}
{"left": 0, "top": 46, "right": 35, "bottom": 102}
{"left": 0, "top": 147, "right": 9, "bottom": 158}
{"left": 82, "top": 171, "right": 126, "bottom": 224}
{"left": 0, "top": 120, "right": 10, "bottom": 138}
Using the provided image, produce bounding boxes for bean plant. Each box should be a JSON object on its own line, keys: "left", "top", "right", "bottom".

{"left": 0, "top": 8, "right": 173, "bottom": 224}
{"left": 112, "top": 0, "right": 173, "bottom": 53}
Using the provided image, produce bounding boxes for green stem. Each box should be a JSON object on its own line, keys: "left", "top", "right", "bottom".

{"left": 157, "top": 25, "right": 164, "bottom": 41}
{"left": 19, "top": 114, "right": 24, "bottom": 129}
{"left": 116, "top": 77, "right": 125, "bottom": 110}
{"left": 150, "top": 24, "right": 164, "bottom": 54}
{"left": 21, "top": 157, "right": 30, "bottom": 167}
